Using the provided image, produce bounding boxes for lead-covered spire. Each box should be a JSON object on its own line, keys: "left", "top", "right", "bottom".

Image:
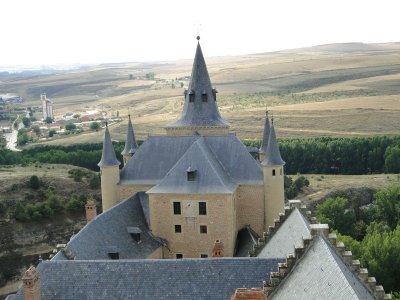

{"left": 166, "top": 37, "right": 229, "bottom": 129}
{"left": 121, "top": 114, "right": 138, "bottom": 156}
{"left": 98, "top": 124, "right": 120, "bottom": 167}
{"left": 259, "top": 109, "right": 270, "bottom": 154}
{"left": 262, "top": 119, "right": 285, "bottom": 166}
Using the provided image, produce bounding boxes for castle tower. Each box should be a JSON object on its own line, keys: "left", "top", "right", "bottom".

{"left": 259, "top": 109, "right": 270, "bottom": 162}
{"left": 165, "top": 36, "right": 230, "bottom": 136}
{"left": 262, "top": 119, "right": 285, "bottom": 228}
{"left": 98, "top": 124, "right": 120, "bottom": 212}
{"left": 22, "top": 266, "right": 41, "bottom": 300}
{"left": 121, "top": 114, "right": 138, "bottom": 166}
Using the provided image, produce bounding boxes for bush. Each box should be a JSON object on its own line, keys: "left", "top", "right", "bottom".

{"left": 29, "top": 175, "right": 40, "bottom": 190}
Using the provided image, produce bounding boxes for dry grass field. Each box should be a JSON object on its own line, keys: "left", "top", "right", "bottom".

{"left": 1, "top": 42, "right": 400, "bottom": 144}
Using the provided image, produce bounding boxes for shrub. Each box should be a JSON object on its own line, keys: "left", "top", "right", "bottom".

{"left": 29, "top": 175, "right": 40, "bottom": 190}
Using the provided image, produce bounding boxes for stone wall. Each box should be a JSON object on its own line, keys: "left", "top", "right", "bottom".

{"left": 148, "top": 193, "right": 236, "bottom": 258}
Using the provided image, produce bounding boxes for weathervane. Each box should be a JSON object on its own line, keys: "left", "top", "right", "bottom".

{"left": 194, "top": 22, "right": 203, "bottom": 41}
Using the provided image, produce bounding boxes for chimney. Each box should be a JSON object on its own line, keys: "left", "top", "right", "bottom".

{"left": 22, "top": 266, "right": 40, "bottom": 300}
{"left": 85, "top": 198, "right": 97, "bottom": 223}
{"left": 212, "top": 239, "right": 224, "bottom": 257}
{"left": 231, "top": 288, "right": 266, "bottom": 300}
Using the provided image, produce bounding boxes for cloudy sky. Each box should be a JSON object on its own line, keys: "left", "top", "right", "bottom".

{"left": 1, "top": 0, "right": 398, "bottom": 67}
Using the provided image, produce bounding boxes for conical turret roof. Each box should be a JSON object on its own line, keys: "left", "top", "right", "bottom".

{"left": 98, "top": 125, "right": 120, "bottom": 167}
{"left": 166, "top": 38, "right": 229, "bottom": 128}
{"left": 259, "top": 110, "right": 270, "bottom": 154}
{"left": 262, "top": 121, "right": 285, "bottom": 166}
{"left": 121, "top": 114, "right": 138, "bottom": 156}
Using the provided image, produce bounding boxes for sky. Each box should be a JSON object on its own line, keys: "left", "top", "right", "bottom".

{"left": 0, "top": 0, "right": 399, "bottom": 67}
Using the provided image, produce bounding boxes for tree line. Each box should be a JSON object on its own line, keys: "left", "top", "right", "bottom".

{"left": 0, "top": 136, "right": 399, "bottom": 174}
{"left": 245, "top": 136, "right": 400, "bottom": 174}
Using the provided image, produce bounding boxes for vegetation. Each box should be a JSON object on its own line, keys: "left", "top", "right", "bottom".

{"left": 245, "top": 136, "right": 400, "bottom": 175}
{"left": 29, "top": 175, "right": 40, "bottom": 190}
{"left": 90, "top": 121, "right": 101, "bottom": 131}
{"left": 65, "top": 123, "right": 77, "bottom": 131}
{"left": 316, "top": 185, "right": 400, "bottom": 294}
{"left": 284, "top": 175, "right": 309, "bottom": 199}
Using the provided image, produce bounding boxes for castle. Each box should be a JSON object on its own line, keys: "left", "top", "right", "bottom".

{"left": 7, "top": 38, "right": 391, "bottom": 300}
{"left": 98, "top": 37, "right": 285, "bottom": 258}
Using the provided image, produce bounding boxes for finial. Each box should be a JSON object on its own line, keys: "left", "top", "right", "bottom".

{"left": 265, "top": 106, "right": 268, "bottom": 116}
{"left": 271, "top": 115, "right": 274, "bottom": 124}
{"left": 105, "top": 121, "right": 108, "bottom": 127}
{"left": 197, "top": 35, "right": 200, "bottom": 41}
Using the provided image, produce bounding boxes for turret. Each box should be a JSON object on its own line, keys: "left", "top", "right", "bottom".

{"left": 98, "top": 124, "right": 120, "bottom": 211}
{"left": 121, "top": 114, "right": 138, "bottom": 166}
{"left": 259, "top": 109, "right": 270, "bottom": 162}
{"left": 262, "top": 118, "right": 285, "bottom": 228}
{"left": 165, "top": 36, "right": 230, "bottom": 136}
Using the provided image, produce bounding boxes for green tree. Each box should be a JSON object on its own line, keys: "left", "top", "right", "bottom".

{"left": 360, "top": 223, "right": 400, "bottom": 292}
{"left": 89, "top": 173, "right": 100, "bottom": 189}
{"left": 90, "top": 122, "right": 101, "bottom": 131}
{"left": 29, "top": 175, "right": 40, "bottom": 190}
{"left": 65, "top": 123, "right": 77, "bottom": 131}
{"left": 375, "top": 185, "right": 400, "bottom": 230}
{"left": 22, "top": 117, "right": 31, "bottom": 128}
{"left": 145, "top": 72, "right": 155, "bottom": 80}
{"left": 31, "top": 125, "right": 41, "bottom": 135}
{"left": 45, "top": 116, "right": 53, "bottom": 124}
{"left": 385, "top": 146, "right": 400, "bottom": 173}
{"left": 316, "top": 197, "right": 356, "bottom": 237}
{"left": 48, "top": 129, "right": 57, "bottom": 137}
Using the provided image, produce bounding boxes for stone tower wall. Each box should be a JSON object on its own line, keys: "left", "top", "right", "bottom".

{"left": 100, "top": 166, "right": 120, "bottom": 212}
{"left": 263, "top": 166, "right": 285, "bottom": 228}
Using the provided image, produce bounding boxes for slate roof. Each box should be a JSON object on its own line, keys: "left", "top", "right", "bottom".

{"left": 98, "top": 126, "right": 120, "bottom": 167}
{"left": 121, "top": 114, "right": 138, "bottom": 156}
{"left": 270, "top": 235, "right": 376, "bottom": 300}
{"left": 11, "top": 258, "right": 282, "bottom": 300}
{"left": 166, "top": 40, "right": 229, "bottom": 129}
{"left": 54, "top": 193, "right": 161, "bottom": 260}
{"left": 257, "top": 207, "right": 311, "bottom": 259}
{"left": 148, "top": 137, "right": 236, "bottom": 194}
{"left": 262, "top": 123, "right": 285, "bottom": 166}
{"left": 259, "top": 111, "right": 270, "bottom": 154}
{"left": 120, "top": 135, "right": 263, "bottom": 186}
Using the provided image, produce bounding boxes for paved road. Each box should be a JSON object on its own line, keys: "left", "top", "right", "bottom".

{"left": 4, "top": 115, "right": 22, "bottom": 152}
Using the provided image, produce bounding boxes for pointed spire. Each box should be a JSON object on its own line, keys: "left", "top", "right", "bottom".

{"left": 121, "top": 114, "right": 138, "bottom": 156}
{"left": 98, "top": 124, "right": 120, "bottom": 167}
{"left": 259, "top": 108, "right": 270, "bottom": 154}
{"left": 262, "top": 121, "right": 285, "bottom": 166}
{"left": 166, "top": 37, "right": 229, "bottom": 128}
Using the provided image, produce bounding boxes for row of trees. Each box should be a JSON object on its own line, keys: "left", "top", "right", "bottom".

{"left": 245, "top": 136, "right": 400, "bottom": 174}
{"left": 0, "top": 136, "right": 399, "bottom": 174}
{"left": 316, "top": 185, "right": 400, "bottom": 294}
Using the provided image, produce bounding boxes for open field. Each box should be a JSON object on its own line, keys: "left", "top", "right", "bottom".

{"left": 1, "top": 42, "right": 400, "bottom": 144}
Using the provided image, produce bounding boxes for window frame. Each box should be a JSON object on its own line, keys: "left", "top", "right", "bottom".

{"left": 199, "top": 202, "right": 207, "bottom": 215}
{"left": 173, "top": 201, "right": 181, "bottom": 215}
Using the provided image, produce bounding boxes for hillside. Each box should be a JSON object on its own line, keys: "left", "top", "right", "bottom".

{"left": 1, "top": 42, "right": 400, "bottom": 146}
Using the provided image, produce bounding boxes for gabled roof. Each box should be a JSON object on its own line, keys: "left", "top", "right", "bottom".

{"left": 257, "top": 207, "right": 311, "bottom": 259}
{"left": 259, "top": 110, "right": 270, "bottom": 154}
{"left": 262, "top": 122, "right": 285, "bottom": 166}
{"left": 53, "top": 193, "right": 161, "bottom": 260}
{"left": 269, "top": 235, "right": 376, "bottom": 300}
{"left": 148, "top": 137, "right": 236, "bottom": 194}
{"left": 120, "top": 135, "right": 263, "bottom": 185}
{"left": 166, "top": 39, "right": 229, "bottom": 129}
{"left": 11, "top": 258, "right": 282, "bottom": 300}
{"left": 98, "top": 126, "right": 120, "bottom": 167}
{"left": 121, "top": 114, "right": 138, "bottom": 156}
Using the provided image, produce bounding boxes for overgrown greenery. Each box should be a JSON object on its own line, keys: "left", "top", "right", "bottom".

{"left": 244, "top": 136, "right": 400, "bottom": 174}
{"left": 284, "top": 175, "right": 309, "bottom": 199}
{"left": 316, "top": 185, "right": 400, "bottom": 294}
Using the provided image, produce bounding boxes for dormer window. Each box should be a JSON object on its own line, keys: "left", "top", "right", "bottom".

{"left": 127, "top": 227, "right": 142, "bottom": 243}
{"left": 212, "top": 88, "right": 218, "bottom": 101}
{"left": 106, "top": 246, "right": 119, "bottom": 259}
{"left": 189, "top": 91, "right": 195, "bottom": 103}
{"left": 202, "top": 91, "right": 207, "bottom": 102}
{"left": 187, "top": 166, "right": 197, "bottom": 181}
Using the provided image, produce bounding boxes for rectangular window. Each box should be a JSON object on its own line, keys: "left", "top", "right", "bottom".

{"left": 176, "top": 253, "right": 183, "bottom": 259}
{"left": 189, "top": 92, "right": 195, "bottom": 102}
{"left": 202, "top": 93, "right": 207, "bottom": 102}
{"left": 199, "top": 202, "right": 207, "bottom": 215}
{"left": 175, "top": 225, "right": 182, "bottom": 233}
{"left": 200, "top": 225, "right": 207, "bottom": 234}
{"left": 200, "top": 254, "right": 208, "bottom": 258}
{"left": 108, "top": 252, "right": 119, "bottom": 260}
{"left": 173, "top": 202, "right": 181, "bottom": 215}
{"left": 272, "top": 169, "right": 276, "bottom": 176}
